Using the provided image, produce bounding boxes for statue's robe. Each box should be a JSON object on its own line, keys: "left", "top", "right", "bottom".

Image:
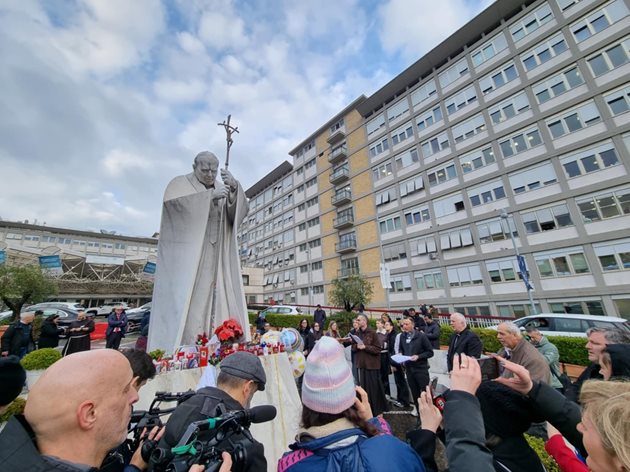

{"left": 148, "top": 172, "right": 250, "bottom": 353}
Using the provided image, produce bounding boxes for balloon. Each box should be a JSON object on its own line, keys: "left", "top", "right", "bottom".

{"left": 287, "top": 350, "right": 306, "bottom": 378}
{"left": 279, "top": 327, "right": 304, "bottom": 353}
{"left": 261, "top": 330, "right": 281, "bottom": 345}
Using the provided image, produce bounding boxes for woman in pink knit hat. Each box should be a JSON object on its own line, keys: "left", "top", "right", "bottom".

{"left": 278, "top": 336, "right": 426, "bottom": 472}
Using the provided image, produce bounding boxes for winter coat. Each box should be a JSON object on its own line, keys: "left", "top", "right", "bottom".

{"left": 399, "top": 330, "right": 434, "bottom": 371}
{"left": 532, "top": 336, "right": 563, "bottom": 389}
{"left": 446, "top": 327, "right": 482, "bottom": 371}
{"left": 352, "top": 327, "right": 382, "bottom": 370}
{"left": 498, "top": 338, "right": 551, "bottom": 384}
{"left": 313, "top": 308, "right": 327, "bottom": 328}
{"left": 105, "top": 312, "right": 128, "bottom": 338}
{"left": 278, "top": 417, "right": 426, "bottom": 472}
{"left": 1, "top": 321, "right": 35, "bottom": 356}
{"left": 423, "top": 322, "right": 440, "bottom": 349}
{"left": 37, "top": 319, "right": 64, "bottom": 349}
{"left": 565, "top": 363, "right": 602, "bottom": 404}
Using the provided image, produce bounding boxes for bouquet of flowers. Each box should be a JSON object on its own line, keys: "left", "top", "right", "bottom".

{"left": 196, "top": 332, "right": 209, "bottom": 347}
{"left": 214, "top": 318, "right": 244, "bottom": 344}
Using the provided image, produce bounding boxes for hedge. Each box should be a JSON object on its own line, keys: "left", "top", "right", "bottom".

{"left": 526, "top": 435, "right": 559, "bottom": 472}
{"left": 20, "top": 348, "right": 62, "bottom": 370}
{"left": 248, "top": 311, "right": 377, "bottom": 335}
{"left": 0, "top": 397, "right": 25, "bottom": 423}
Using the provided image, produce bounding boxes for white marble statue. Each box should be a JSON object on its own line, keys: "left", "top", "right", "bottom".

{"left": 148, "top": 151, "right": 250, "bottom": 353}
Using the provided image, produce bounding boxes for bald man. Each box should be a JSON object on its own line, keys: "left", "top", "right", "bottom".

{"left": 446, "top": 313, "right": 483, "bottom": 372}
{"left": 0, "top": 349, "right": 139, "bottom": 471}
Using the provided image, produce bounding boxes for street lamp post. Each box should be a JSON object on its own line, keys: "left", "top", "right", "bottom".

{"left": 500, "top": 210, "right": 537, "bottom": 315}
{"left": 306, "top": 247, "right": 313, "bottom": 310}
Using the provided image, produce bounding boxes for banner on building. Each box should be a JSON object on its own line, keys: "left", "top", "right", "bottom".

{"left": 0, "top": 250, "right": 5, "bottom": 265}
{"left": 86, "top": 255, "right": 125, "bottom": 266}
{"left": 39, "top": 255, "right": 63, "bottom": 276}
{"left": 517, "top": 255, "right": 533, "bottom": 291}
{"left": 141, "top": 261, "right": 156, "bottom": 280}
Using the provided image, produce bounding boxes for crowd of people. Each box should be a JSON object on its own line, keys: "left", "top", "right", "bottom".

{"left": 1, "top": 305, "right": 630, "bottom": 472}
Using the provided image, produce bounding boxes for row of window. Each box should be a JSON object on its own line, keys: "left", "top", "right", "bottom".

{"left": 1, "top": 233, "right": 150, "bottom": 252}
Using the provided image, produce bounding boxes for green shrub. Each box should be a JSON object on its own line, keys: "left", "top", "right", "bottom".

{"left": 20, "top": 348, "right": 61, "bottom": 370}
{"left": 247, "top": 311, "right": 375, "bottom": 334}
{"left": 525, "top": 434, "right": 559, "bottom": 472}
{"left": 0, "top": 398, "right": 26, "bottom": 423}
{"left": 149, "top": 349, "right": 165, "bottom": 361}
{"left": 475, "top": 328, "right": 503, "bottom": 353}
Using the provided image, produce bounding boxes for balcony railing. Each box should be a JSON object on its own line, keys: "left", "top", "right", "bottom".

{"left": 337, "top": 267, "right": 360, "bottom": 278}
{"left": 335, "top": 239, "right": 357, "bottom": 253}
{"left": 331, "top": 189, "right": 352, "bottom": 206}
{"left": 327, "top": 127, "right": 346, "bottom": 145}
{"left": 329, "top": 166, "right": 349, "bottom": 184}
{"left": 333, "top": 213, "right": 354, "bottom": 229}
{"left": 328, "top": 144, "right": 348, "bottom": 163}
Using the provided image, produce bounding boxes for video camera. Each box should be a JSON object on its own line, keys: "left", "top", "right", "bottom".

{"left": 150, "top": 404, "right": 277, "bottom": 472}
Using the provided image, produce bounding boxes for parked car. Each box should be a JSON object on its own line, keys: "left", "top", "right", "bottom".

{"left": 126, "top": 302, "right": 151, "bottom": 315}
{"left": 86, "top": 302, "right": 130, "bottom": 317}
{"left": 489, "top": 313, "right": 630, "bottom": 338}
{"left": 25, "top": 302, "right": 85, "bottom": 312}
{"left": 258, "top": 305, "right": 302, "bottom": 317}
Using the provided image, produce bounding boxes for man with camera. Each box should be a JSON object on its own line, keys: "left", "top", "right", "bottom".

{"left": 160, "top": 351, "right": 268, "bottom": 471}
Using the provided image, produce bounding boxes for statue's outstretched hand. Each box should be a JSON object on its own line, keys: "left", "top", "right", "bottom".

{"left": 221, "top": 169, "right": 237, "bottom": 191}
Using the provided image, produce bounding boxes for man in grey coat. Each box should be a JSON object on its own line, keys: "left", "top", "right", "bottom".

{"left": 496, "top": 322, "right": 550, "bottom": 384}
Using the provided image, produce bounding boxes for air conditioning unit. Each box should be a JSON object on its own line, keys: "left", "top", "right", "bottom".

{"left": 429, "top": 253, "right": 438, "bottom": 260}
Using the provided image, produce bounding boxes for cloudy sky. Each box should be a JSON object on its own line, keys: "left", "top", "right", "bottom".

{"left": 0, "top": 0, "right": 493, "bottom": 237}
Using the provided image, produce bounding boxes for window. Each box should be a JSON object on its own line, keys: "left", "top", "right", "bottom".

{"left": 394, "top": 148, "right": 420, "bottom": 170}
{"left": 296, "top": 167, "right": 304, "bottom": 176}
{"left": 488, "top": 92, "right": 530, "bottom": 124}
{"left": 468, "top": 180, "right": 506, "bottom": 206}
{"left": 549, "top": 300, "right": 605, "bottom": 316}
{"left": 547, "top": 100, "right": 601, "bottom": 139}
{"left": 439, "top": 227, "right": 474, "bottom": 250}
{"left": 479, "top": 61, "right": 519, "bottom": 95}
{"left": 421, "top": 131, "right": 450, "bottom": 158}
{"left": 300, "top": 287, "right": 309, "bottom": 296}
{"left": 372, "top": 162, "right": 393, "bottom": 182}
{"left": 459, "top": 145, "right": 496, "bottom": 174}
{"left": 520, "top": 32, "right": 568, "bottom": 72}
{"left": 297, "top": 203, "right": 305, "bottom": 211}
{"left": 299, "top": 264, "right": 308, "bottom": 273}
{"left": 447, "top": 263, "right": 483, "bottom": 286}
{"left": 556, "top": 0, "right": 585, "bottom": 12}
{"left": 404, "top": 206, "right": 431, "bottom": 226}
{"left": 307, "top": 217, "right": 319, "bottom": 228}
{"left": 570, "top": 0, "right": 629, "bottom": 43}
{"left": 389, "top": 274, "right": 412, "bottom": 292}
{"left": 454, "top": 305, "right": 492, "bottom": 316}
{"left": 532, "top": 65, "right": 584, "bottom": 105}
{"left": 296, "top": 184, "right": 304, "bottom": 193}
{"left": 415, "top": 270, "right": 444, "bottom": 290}
{"left": 510, "top": 3, "right": 554, "bottom": 42}
{"left": 508, "top": 162, "right": 557, "bottom": 194}
{"left": 411, "top": 236, "right": 438, "bottom": 255}
{"left": 427, "top": 162, "right": 457, "bottom": 187}
{"left": 367, "top": 113, "right": 386, "bottom": 138}
{"left": 594, "top": 239, "right": 630, "bottom": 271}
{"left": 24, "top": 235, "right": 39, "bottom": 241}
{"left": 369, "top": 137, "right": 390, "bottom": 158}
{"left": 416, "top": 105, "right": 443, "bottom": 131}
{"left": 242, "top": 275, "right": 250, "bottom": 286}
{"left": 486, "top": 258, "right": 526, "bottom": 283}
{"left": 476, "top": 217, "right": 518, "bottom": 243}
{"left": 308, "top": 239, "right": 321, "bottom": 249}
{"left": 534, "top": 247, "right": 590, "bottom": 277}
{"left": 586, "top": 36, "right": 630, "bottom": 76}
{"left": 298, "top": 223, "right": 306, "bottom": 232}
{"left": 576, "top": 186, "right": 630, "bottom": 222}
{"left": 305, "top": 177, "right": 317, "bottom": 188}
{"left": 452, "top": 113, "right": 486, "bottom": 143}
{"left": 604, "top": 84, "right": 630, "bottom": 116}
{"left": 387, "top": 99, "right": 410, "bottom": 122}
{"left": 391, "top": 122, "right": 414, "bottom": 145}
{"left": 560, "top": 140, "right": 620, "bottom": 178}
{"left": 444, "top": 85, "right": 477, "bottom": 115}
{"left": 499, "top": 126, "right": 543, "bottom": 158}
{"left": 434, "top": 192, "right": 465, "bottom": 217}
{"left": 438, "top": 58, "right": 469, "bottom": 88}
{"left": 379, "top": 216, "right": 402, "bottom": 234}
{"left": 311, "top": 261, "right": 323, "bottom": 270}
{"left": 383, "top": 243, "right": 407, "bottom": 262}
{"left": 306, "top": 196, "right": 318, "bottom": 208}
{"left": 312, "top": 285, "right": 324, "bottom": 295}
{"left": 498, "top": 303, "right": 540, "bottom": 318}
{"left": 411, "top": 79, "right": 438, "bottom": 107}
{"left": 305, "top": 158, "right": 316, "bottom": 169}
{"left": 330, "top": 118, "right": 344, "bottom": 133}
{"left": 399, "top": 175, "right": 425, "bottom": 197}
{"left": 471, "top": 32, "right": 508, "bottom": 67}
{"left": 376, "top": 188, "right": 394, "bottom": 206}
{"left": 522, "top": 203, "right": 573, "bottom": 233}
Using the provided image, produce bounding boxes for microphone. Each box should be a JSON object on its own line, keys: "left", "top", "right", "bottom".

{"left": 200, "top": 405, "right": 277, "bottom": 430}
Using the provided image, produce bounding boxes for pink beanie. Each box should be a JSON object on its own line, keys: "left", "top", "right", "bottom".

{"left": 301, "top": 336, "right": 356, "bottom": 414}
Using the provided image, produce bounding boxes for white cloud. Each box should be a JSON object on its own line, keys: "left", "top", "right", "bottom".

{"left": 377, "top": 0, "right": 495, "bottom": 60}
{"left": 102, "top": 149, "right": 153, "bottom": 176}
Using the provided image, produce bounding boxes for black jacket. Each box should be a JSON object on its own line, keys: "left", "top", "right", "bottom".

{"left": 412, "top": 314, "right": 426, "bottom": 331}
{"left": 399, "top": 330, "right": 434, "bottom": 370}
{"left": 313, "top": 308, "right": 326, "bottom": 328}
{"left": 1, "top": 321, "right": 35, "bottom": 356}
{"left": 565, "top": 363, "right": 602, "bottom": 403}
{"left": 0, "top": 415, "right": 99, "bottom": 472}
{"left": 447, "top": 327, "right": 483, "bottom": 371}
{"left": 424, "top": 322, "right": 441, "bottom": 350}
{"left": 159, "top": 386, "right": 266, "bottom": 472}
{"left": 38, "top": 319, "right": 64, "bottom": 349}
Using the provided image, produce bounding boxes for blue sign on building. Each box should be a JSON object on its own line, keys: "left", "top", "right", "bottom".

{"left": 143, "top": 262, "right": 156, "bottom": 275}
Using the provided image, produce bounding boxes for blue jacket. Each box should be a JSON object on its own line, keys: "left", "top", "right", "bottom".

{"left": 278, "top": 418, "right": 425, "bottom": 472}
